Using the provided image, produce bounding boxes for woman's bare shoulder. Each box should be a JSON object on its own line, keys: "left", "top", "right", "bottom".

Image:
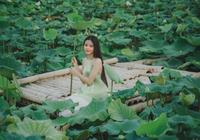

{"left": 94, "top": 58, "right": 102, "bottom": 64}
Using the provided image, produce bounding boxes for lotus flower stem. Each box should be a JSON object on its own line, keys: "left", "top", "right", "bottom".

{"left": 69, "top": 37, "right": 77, "bottom": 96}
{"left": 111, "top": 80, "right": 113, "bottom": 94}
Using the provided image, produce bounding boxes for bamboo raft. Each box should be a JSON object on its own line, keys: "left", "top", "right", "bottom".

{"left": 17, "top": 58, "right": 200, "bottom": 111}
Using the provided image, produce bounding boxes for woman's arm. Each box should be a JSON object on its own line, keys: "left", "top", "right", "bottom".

{"left": 77, "top": 58, "right": 102, "bottom": 86}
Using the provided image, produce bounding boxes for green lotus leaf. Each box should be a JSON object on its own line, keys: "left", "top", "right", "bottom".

{"left": 121, "top": 48, "right": 135, "bottom": 58}
{"left": 159, "top": 23, "right": 173, "bottom": 33}
{"left": 0, "top": 96, "right": 9, "bottom": 112}
{"left": 15, "top": 17, "right": 33, "bottom": 30}
{"left": 104, "top": 64, "right": 123, "bottom": 84}
{"left": 0, "top": 55, "right": 23, "bottom": 77}
{"left": 59, "top": 98, "right": 109, "bottom": 126}
{"left": 0, "top": 16, "right": 9, "bottom": 29}
{"left": 108, "top": 99, "right": 138, "bottom": 121}
{"left": 7, "top": 117, "right": 67, "bottom": 140}
{"left": 140, "top": 39, "right": 165, "bottom": 55}
{"left": 136, "top": 113, "right": 170, "bottom": 138}
{"left": 163, "top": 39, "right": 195, "bottom": 57}
{"left": 168, "top": 114, "right": 196, "bottom": 128}
{"left": 106, "top": 31, "right": 131, "bottom": 45}
{"left": 183, "top": 36, "right": 200, "bottom": 46}
{"left": 42, "top": 99, "right": 78, "bottom": 113}
{"left": 176, "top": 24, "right": 187, "bottom": 33}
{"left": 99, "top": 119, "right": 140, "bottom": 135}
{"left": 67, "top": 13, "right": 90, "bottom": 30}
{"left": 43, "top": 28, "right": 58, "bottom": 41}
{"left": 0, "top": 75, "right": 15, "bottom": 90}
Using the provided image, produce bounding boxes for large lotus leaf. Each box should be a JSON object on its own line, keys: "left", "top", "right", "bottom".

{"left": 90, "top": 18, "right": 105, "bottom": 26}
{"left": 176, "top": 24, "right": 187, "bottom": 33}
{"left": 161, "top": 68, "right": 182, "bottom": 80}
{"left": 0, "top": 75, "right": 15, "bottom": 90}
{"left": 55, "top": 47, "right": 71, "bottom": 57}
{"left": 0, "top": 55, "right": 23, "bottom": 76}
{"left": 121, "top": 48, "right": 135, "bottom": 58}
{"left": 103, "top": 64, "right": 123, "bottom": 84}
{"left": 106, "top": 31, "right": 131, "bottom": 45}
{"left": 139, "top": 39, "right": 165, "bottom": 55}
{"left": 182, "top": 36, "right": 200, "bottom": 46}
{"left": 43, "top": 28, "right": 58, "bottom": 41}
{"left": 168, "top": 115, "right": 196, "bottom": 128}
{"left": 163, "top": 39, "right": 195, "bottom": 57}
{"left": 7, "top": 118, "right": 67, "bottom": 140}
{"left": 178, "top": 61, "right": 200, "bottom": 70}
{"left": 129, "top": 29, "right": 147, "bottom": 38}
{"left": 191, "top": 16, "right": 200, "bottom": 26}
{"left": 58, "top": 98, "right": 109, "bottom": 126}
{"left": 35, "top": 49, "right": 55, "bottom": 62}
{"left": 158, "top": 23, "right": 173, "bottom": 33}
{"left": 0, "top": 132, "right": 29, "bottom": 140}
{"left": 136, "top": 113, "right": 170, "bottom": 138}
{"left": 134, "top": 81, "right": 151, "bottom": 96}
{"left": 0, "top": 16, "right": 9, "bottom": 29}
{"left": 12, "top": 104, "right": 48, "bottom": 120}
{"left": 108, "top": 99, "right": 138, "bottom": 121}
{"left": 42, "top": 99, "right": 78, "bottom": 113}
{"left": 0, "top": 65, "right": 16, "bottom": 79}
{"left": 99, "top": 119, "right": 140, "bottom": 135}
{"left": 46, "top": 61, "right": 64, "bottom": 71}
{"left": 67, "top": 13, "right": 90, "bottom": 30}
{"left": 158, "top": 135, "right": 177, "bottom": 140}
{"left": 15, "top": 17, "right": 33, "bottom": 30}
{"left": 148, "top": 83, "right": 173, "bottom": 94}
{"left": 112, "top": 88, "right": 136, "bottom": 101}
{"left": 140, "top": 104, "right": 173, "bottom": 119}
{"left": 0, "top": 96, "right": 9, "bottom": 112}
{"left": 153, "top": 58, "right": 183, "bottom": 69}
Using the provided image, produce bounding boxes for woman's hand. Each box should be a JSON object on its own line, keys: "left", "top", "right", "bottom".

{"left": 71, "top": 57, "right": 78, "bottom": 66}
{"left": 70, "top": 67, "right": 81, "bottom": 77}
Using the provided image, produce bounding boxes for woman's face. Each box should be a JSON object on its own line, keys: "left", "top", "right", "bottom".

{"left": 84, "top": 40, "right": 94, "bottom": 56}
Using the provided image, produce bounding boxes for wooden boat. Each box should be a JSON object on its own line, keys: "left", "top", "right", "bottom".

{"left": 17, "top": 57, "right": 200, "bottom": 111}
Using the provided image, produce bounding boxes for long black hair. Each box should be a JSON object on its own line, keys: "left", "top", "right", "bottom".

{"left": 83, "top": 35, "right": 108, "bottom": 87}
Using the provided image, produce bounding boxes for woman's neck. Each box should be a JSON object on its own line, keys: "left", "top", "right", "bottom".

{"left": 86, "top": 54, "right": 94, "bottom": 60}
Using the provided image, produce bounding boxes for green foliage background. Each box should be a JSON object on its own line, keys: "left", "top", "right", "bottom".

{"left": 1, "top": 0, "right": 200, "bottom": 77}
{"left": 0, "top": 1, "right": 200, "bottom": 139}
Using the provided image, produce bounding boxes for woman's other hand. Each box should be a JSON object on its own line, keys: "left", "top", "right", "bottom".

{"left": 70, "top": 67, "right": 81, "bottom": 77}
{"left": 71, "top": 57, "right": 78, "bottom": 66}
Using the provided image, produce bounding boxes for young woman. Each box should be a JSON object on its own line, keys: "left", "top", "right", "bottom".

{"left": 62, "top": 35, "right": 109, "bottom": 115}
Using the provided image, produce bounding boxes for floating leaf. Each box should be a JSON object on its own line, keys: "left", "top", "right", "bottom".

{"left": 43, "top": 28, "right": 58, "bottom": 41}
{"left": 106, "top": 31, "right": 131, "bottom": 46}
{"left": 163, "top": 39, "right": 195, "bottom": 57}
{"left": 168, "top": 115, "right": 196, "bottom": 128}
{"left": 42, "top": 99, "right": 77, "bottom": 113}
{"left": 159, "top": 23, "right": 173, "bottom": 33}
{"left": 67, "top": 13, "right": 90, "bottom": 30}
{"left": 108, "top": 99, "right": 138, "bottom": 121}
{"left": 182, "top": 36, "right": 200, "bottom": 46}
{"left": 140, "top": 39, "right": 165, "bottom": 55}
{"left": 0, "top": 16, "right": 9, "bottom": 29}
{"left": 15, "top": 17, "right": 33, "bottom": 30}
{"left": 7, "top": 117, "right": 67, "bottom": 140}
{"left": 136, "top": 113, "right": 170, "bottom": 138}
{"left": 176, "top": 24, "right": 187, "bottom": 33}
{"left": 99, "top": 119, "right": 140, "bottom": 135}
{"left": 121, "top": 48, "right": 134, "bottom": 58}
{"left": 104, "top": 64, "right": 123, "bottom": 84}
{"left": 60, "top": 98, "right": 109, "bottom": 126}
{"left": 0, "top": 97, "right": 9, "bottom": 111}
{"left": 0, "top": 75, "right": 15, "bottom": 90}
